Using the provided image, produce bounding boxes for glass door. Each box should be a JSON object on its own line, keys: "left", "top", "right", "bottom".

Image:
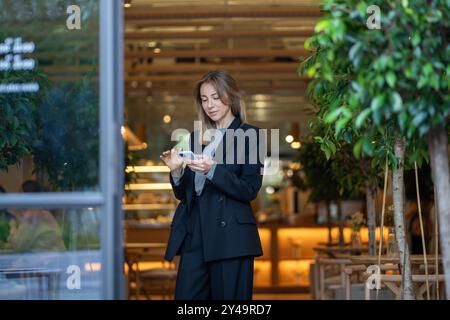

{"left": 0, "top": 0, "right": 124, "bottom": 299}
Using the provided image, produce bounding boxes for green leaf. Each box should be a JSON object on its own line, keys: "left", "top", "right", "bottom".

{"left": 355, "top": 109, "right": 372, "bottom": 129}
{"left": 370, "top": 94, "right": 385, "bottom": 112}
{"left": 315, "top": 19, "right": 331, "bottom": 33}
{"left": 307, "top": 66, "right": 316, "bottom": 78}
{"left": 391, "top": 92, "right": 403, "bottom": 112}
{"left": 386, "top": 72, "right": 396, "bottom": 88}
{"left": 328, "top": 140, "right": 336, "bottom": 154}
{"left": 324, "top": 107, "right": 343, "bottom": 124}
{"left": 335, "top": 117, "right": 350, "bottom": 137}
{"left": 313, "top": 136, "right": 323, "bottom": 143}
{"left": 430, "top": 74, "right": 440, "bottom": 90}
{"left": 343, "top": 131, "right": 352, "bottom": 143}
{"left": 320, "top": 142, "right": 331, "bottom": 160}
{"left": 363, "top": 138, "right": 375, "bottom": 156}
{"left": 423, "top": 63, "right": 433, "bottom": 76}
{"left": 10, "top": 134, "right": 18, "bottom": 146}
{"left": 353, "top": 138, "right": 364, "bottom": 159}
{"left": 413, "top": 112, "right": 427, "bottom": 127}
{"left": 411, "top": 32, "right": 421, "bottom": 46}
{"left": 349, "top": 43, "right": 361, "bottom": 63}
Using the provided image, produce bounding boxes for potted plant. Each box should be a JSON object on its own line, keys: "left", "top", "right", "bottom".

{"left": 347, "top": 211, "right": 366, "bottom": 247}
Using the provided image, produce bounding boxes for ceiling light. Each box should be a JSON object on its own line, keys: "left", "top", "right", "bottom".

{"left": 163, "top": 115, "right": 171, "bottom": 124}
{"left": 266, "top": 186, "right": 275, "bottom": 194}
{"left": 291, "top": 141, "right": 301, "bottom": 149}
{"left": 285, "top": 135, "right": 294, "bottom": 143}
{"left": 255, "top": 101, "right": 266, "bottom": 108}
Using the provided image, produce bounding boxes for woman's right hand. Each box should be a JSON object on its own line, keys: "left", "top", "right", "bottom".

{"left": 160, "top": 148, "right": 184, "bottom": 173}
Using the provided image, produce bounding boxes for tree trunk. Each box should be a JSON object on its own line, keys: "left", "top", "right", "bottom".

{"left": 427, "top": 126, "right": 450, "bottom": 298}
{"left": 393, "top": 136, "right": 414, "bottom": 300}
{"left": 326, "top": 201, "right": 332, "bottom": 244}
{"left": 337, "top": 199, "right": 345, "bottom": 247}
{"left": 366, "top": 180, "right": 377, "bottom": 256}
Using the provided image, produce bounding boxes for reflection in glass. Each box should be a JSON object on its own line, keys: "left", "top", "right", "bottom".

{"left": 0, "top": 0, "right": 100, "bottom": 192}
{"left": 0, "top": 206, "right": 101, "bottom": 299}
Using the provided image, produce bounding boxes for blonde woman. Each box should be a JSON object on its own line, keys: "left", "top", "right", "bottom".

{"left": 160, "top": 70, "right": 264, "bottom": 300}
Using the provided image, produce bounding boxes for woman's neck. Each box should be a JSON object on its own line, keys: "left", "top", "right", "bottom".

{"left": 215, "top": 113, "right": 235, "bottom": 129}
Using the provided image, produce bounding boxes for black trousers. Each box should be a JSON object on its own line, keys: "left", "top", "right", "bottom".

{"left": 174, "top": 195, "right": 254, "bottom": 300}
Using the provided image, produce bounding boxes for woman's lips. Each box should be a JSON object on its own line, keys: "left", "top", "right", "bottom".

{"left": 208, "top": 111, "right": 218, "bottom": 117}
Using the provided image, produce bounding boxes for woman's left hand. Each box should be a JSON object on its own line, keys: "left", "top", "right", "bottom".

{"left": 185, "top": 155, "right": 215, "bottom": 174}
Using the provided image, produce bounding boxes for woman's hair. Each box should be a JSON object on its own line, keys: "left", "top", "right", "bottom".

{"left": 193, "top": 70, "right": 246, "bottom": 144}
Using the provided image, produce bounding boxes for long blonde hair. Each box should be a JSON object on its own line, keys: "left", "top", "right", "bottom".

{"left": 194, "top": 70, "right": 246, "bottom": 145}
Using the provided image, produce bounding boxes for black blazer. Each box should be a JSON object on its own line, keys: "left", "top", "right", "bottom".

{"left": 164, "top": 116, "right": 264, "bottom": 262}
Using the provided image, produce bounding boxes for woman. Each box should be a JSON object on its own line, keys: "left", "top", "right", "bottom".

{"left": 160, "top": 70, "right": 264, "bottom": 300}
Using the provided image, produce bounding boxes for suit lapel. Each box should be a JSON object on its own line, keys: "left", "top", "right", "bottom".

{"left": 213, "top": 116, "right": 242, "bottom": 164}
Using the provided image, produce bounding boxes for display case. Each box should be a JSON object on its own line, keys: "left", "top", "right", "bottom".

{"left": 123, "top": 165, "right": 178, "bottom": 228}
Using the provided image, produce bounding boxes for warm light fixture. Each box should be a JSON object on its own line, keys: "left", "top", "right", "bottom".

{"left": 124, "top": 0, "right": 132, "bottom": 8}
{"left": 291, "top": 141, "right": 301, "bottom": 149}
{"left": 285, "top": 135, "right": 294, "bottom": 143}
{"left": 255, "top": 101, "right": 266, "bottom": 108}
{"left": 125, "top": 183, "right": 172, "bottom": 191}
{"left": 163, "top": 115, "right": 171, "bottom": 124}
{"left": 265, "top": 186, "right": 275, "bottom": 194}
{"left": 122, "top": 125, "right": 148, "bottom": 151}
{"left": 153, "top": 48, "right": 161, "bottom": 54}
{"left": 126, "top": 166, "right": 170, "bottom": 173}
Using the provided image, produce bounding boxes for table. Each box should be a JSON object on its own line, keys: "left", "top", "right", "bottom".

{"left": 0, "top": 268, "right": 62, "bottom": 300}
{"left": 349, "top": 255, "right": 444, "bottom": 300}
{"left": 349, "top": 254, "right": 442, "bottom": 265}
{"left": 313, "top": 245, "right": 369, "bottom": 258}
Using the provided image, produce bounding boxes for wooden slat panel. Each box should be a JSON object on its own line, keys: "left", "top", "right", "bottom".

{"left": 125, "top": 74, "right": 308, "bottom": 82}
{"left": 125, "top": 48, "right": 311, "bottom": 58}
{"left": 125, "top": 29, "right": 314, "bottom": 40}
{"left": 126, "top": 62, "right": 300, "bottom": 73}
{"left": 125, "top": 6, "right": 322, "bottom": 19}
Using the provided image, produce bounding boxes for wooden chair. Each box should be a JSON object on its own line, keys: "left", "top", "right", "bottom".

{"left": 316, "top": 257, "right": 352, "bottom": 300}
{"left": 344, "top": 264, "right": 398, "bottom": 300}
{"left": 125, "top": 243, "right": 178, "bottom": 300}
{"left": 363, "top": 272, "right": 446, "bottom": 300}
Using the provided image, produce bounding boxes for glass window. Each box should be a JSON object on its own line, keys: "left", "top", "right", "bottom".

{"left": 0, "top": 0, "right": 100, "bottom": 192}
{"left": 0, "top": 206, "right": 102, "bottom": 299}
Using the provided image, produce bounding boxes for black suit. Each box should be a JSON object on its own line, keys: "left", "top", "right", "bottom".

{"left": 164, "top": 116, "right": 264, "bottom": 299}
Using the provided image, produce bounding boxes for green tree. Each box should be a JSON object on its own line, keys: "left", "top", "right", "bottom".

{"left": 0, "top": 71, "right": 48, "bottom": 171}
{"left": 301, "top": 0, "right": 449, "bottom": 299}
{"left": 297, "top": 121, "right": 365, "bottom": 245}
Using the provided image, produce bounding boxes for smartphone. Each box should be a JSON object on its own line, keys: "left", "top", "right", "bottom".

{"left": 178, "top": 150, "right": 198, "bottom": 160}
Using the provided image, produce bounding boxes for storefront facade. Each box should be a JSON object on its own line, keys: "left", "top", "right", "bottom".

{"left": 0, "top": 0, "right": 124, "bottom": 299}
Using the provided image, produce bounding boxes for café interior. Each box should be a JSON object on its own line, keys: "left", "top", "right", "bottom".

{"left": 0, "top": 0, "right": 445, "bottom": 300}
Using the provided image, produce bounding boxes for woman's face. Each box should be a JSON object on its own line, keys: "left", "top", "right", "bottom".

{"left": 200, "top": 82, "right": 231, "bottom": 123}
